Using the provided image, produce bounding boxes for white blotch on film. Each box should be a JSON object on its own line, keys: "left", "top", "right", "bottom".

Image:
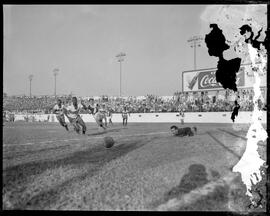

{"left": 200, "top": 4, "right": 267, "bottom": 205}
{"left": 233, "top": 43, "right": 267, "bottom": 204}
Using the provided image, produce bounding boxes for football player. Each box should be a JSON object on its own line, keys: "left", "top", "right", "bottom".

{"left": 53, "top": 99, "right": 69, "bottom": 131}
{"left": 64, "top": 97, "right": 87, "bottom": 134}
{"left": 170, "top": 125, "right": 197, "bottom": 137}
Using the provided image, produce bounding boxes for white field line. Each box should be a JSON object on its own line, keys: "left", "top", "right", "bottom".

{"left": 3, "top": 131, "right": 169, "bottom": 147}
{"left": 156, "top": 172, "right": 237, "bottom": 211}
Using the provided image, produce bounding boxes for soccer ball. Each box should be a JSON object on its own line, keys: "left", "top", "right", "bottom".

{"left": 104, "top": 136, "right": 115, "bottom": 148}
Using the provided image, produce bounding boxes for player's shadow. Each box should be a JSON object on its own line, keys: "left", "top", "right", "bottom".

{"left": 3, "top": 137, "right": 156, "bottom": 209}
{"left": 150, "top": 164, "right": 213, "bottom": 210}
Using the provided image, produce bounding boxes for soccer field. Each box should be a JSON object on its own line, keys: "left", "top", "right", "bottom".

{"left": 2, "top": 122, "right": 267, "bottom": 211}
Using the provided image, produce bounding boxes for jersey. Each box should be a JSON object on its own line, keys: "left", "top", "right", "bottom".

{"left": 179, "top": 110, "right": 185, "bottom": 117}
{"left": 87, "top": 104, "right": 95, "bottom": 114}
{"left": 178, "top": 105, "right": 185, "bottom": 117}
{"left": 231, "top": 103, "right": 240, "bottom": 122}
{"left": 66, "top": 103, "right": 83, "bottom": 119}
{"left": 122, "top": 110, "right": 129, "bottom": 119}
{"left": 175, "top": 127, "right": 194, "bottom": 137}
{"left": 97, "top": 107, "right": 106, "bottom": 120}
{"left": 53, "top": 104, "right": 65, "bottom": 116}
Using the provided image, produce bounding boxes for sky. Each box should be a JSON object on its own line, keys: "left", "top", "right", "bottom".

{"left": 3, "top": 5, "right": 266, "bottom": 97}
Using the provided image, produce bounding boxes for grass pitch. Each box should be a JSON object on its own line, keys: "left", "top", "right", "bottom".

{"left": 2, "top": 122, "right": 267, "bottom": 211}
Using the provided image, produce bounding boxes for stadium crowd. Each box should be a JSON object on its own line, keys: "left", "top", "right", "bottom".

{"left": 3, "top": 88, "right": 266, "bottom": 115}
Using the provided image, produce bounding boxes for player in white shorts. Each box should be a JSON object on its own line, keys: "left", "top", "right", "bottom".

{"left": 64, "top": 97, "right": 86, "bottom": 134}
{"left": 93, "top": 104, "right": 107, "bottom": 130}
{"left": 53, "top": 99, "right": 69, "bottom": 131}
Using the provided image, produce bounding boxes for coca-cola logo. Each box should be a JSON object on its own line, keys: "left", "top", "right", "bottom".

{"left": 200, "top": 74, "right": 221, "bottom": 88}
{"left": 198, "top": 70, "right": 244, "bottom": 89}
{"left": 199, "top": 71, "right": 222, "bottom": 89}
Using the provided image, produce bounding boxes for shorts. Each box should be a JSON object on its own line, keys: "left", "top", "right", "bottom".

{"left": 56, "top": 114, "right": 66, "bottom": 124}
{"left": 67, "top": 115, "right": 81, "bottom": 124}
{"left": 94, "top": 113, "right": 104, "bottom": 126}
{"left": 177, "top": 127, "right": 194, "bottom": 136}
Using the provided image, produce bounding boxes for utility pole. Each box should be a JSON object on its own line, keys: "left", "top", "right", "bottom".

{"left": 28, "top": 74, "right": 34, "bottom": 98}
{"left": 116, "top": 52, "right": 126, "bottom": 97}
{"left": 187, "top": 36, "right": 203, "bottom": 70}
{"left": 53, "top": 68, "right": 59, "bottom": 98}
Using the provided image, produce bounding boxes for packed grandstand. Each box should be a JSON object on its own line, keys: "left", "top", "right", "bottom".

{"left": 3, "top": 87, "right": 267, "bottom": 117}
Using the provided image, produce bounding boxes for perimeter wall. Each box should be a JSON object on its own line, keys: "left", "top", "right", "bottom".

{"left": 14, "top": 111, "right": 267, "bottom": 124}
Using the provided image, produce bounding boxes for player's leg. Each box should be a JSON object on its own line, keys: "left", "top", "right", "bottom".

{"left": 95, "top": 116, "right": 106, "bottom": 130}
{"left": 99, "top": 119, "right": 106, "bottom": 130}
{"left": 69, "top": 117, "right": 80, "bottom": 133}
{"left": 57, "top": 114, "right": 69, "bottom": 131}
{"left": 231, "top": 112, "right": 235, "bottom": 122}
{"left": 125, "top": 117, "right": 128, "bottom": 126}
{"left": 181, "top": 117, "right": 184, "bottom": 125}
{"left": 104, "top": 116, "right": 108, "bottom": 127}
{"left": 77, "top": 116, "right": 87, "bottom": 134}
{"left": 109, "top": 118, "right": 113, "bottom": 125}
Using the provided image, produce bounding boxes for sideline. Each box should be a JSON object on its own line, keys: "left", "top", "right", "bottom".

{"left": 218, "top": 128, "right": 266, "bottom": 146}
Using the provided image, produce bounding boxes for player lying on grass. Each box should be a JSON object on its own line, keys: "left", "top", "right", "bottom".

{"left": 53, "top": 99, "right": 69, "bottom": 131}
{"left": 64, "top": 97, "right": 87, "bottom": 134}
{"left": 170, "top": 125, "right": 197, "bottom": 137}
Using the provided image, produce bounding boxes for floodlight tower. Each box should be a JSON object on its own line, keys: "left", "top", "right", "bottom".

{"left": 53, "top": 68, "right": 59, "bottom": 98}
{"left": 28, "top": 74, "right": 34, "bottom": 98}
{"left": 187, "top": 36, "right": 203, "bottom": 70}
{"left": 116, "top": 52, "right": 126, "bottom": 97}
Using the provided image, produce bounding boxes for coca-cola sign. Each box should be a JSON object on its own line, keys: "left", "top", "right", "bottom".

{"left": 197, "top": 69, "right": 244, "bottom": 90}
{"left": 198, "top": 71, "right": 222, "bottom": 89}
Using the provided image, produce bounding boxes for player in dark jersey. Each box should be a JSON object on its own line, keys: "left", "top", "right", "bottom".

{"left": 170, "top": 125, "right": 197, "bottom": 137}
{"left": 231, "top": 100, "right": 240, "bottom": 123}
{"left": 53, "top": 99, "right": 69, "bottom": 131}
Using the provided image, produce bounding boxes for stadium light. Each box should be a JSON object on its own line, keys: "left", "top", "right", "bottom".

{"left": 53, "top": 68, "right": 59, "bottom": 98}
{"left": 116, "top": 52, "right": 126, "bottom": 98}
{"left": 187, "top": 36, "right": 203, "bottom": 70}
{"left": 28, "top": 74, "right": 34, "bottom": 98}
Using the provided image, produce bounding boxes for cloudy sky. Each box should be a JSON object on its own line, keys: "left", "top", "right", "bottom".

{"left": 3, "top": 4, "right": 266, "bottom": 97}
